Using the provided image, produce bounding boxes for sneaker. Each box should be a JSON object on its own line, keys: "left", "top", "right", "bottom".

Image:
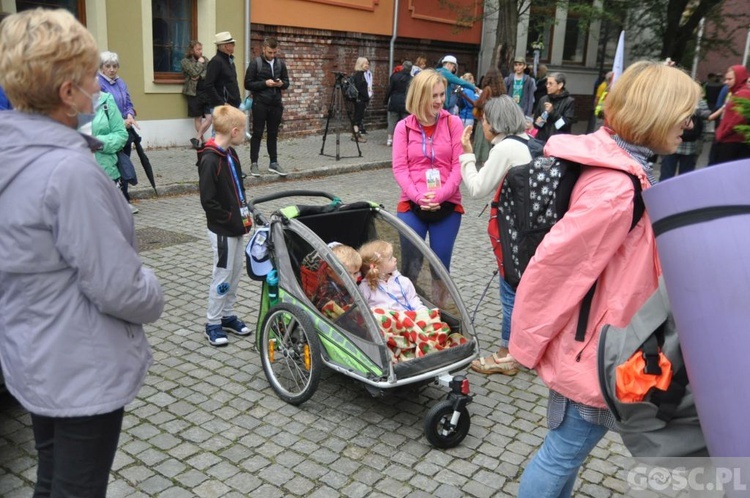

{"left": 129, "top": 203, "right": 139, "bottom": 214}
{"left": 221, "top": 315, "right": 251, "bottom": 336}
{"left": 205, "top": 323, "right": 228, "bottom": 346}
{"left": 269, "top": 162, "right": 288, "bottom": 177}
{"left": 386, "top": 137, "right": 393, "bottom": 146}
{"left": 250, "top": 162, "right": 260, "bottom": 177}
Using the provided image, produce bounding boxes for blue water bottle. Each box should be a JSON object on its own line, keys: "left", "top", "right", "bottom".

{"left": 267, "top": 269, "right": 279, "bottom": 306}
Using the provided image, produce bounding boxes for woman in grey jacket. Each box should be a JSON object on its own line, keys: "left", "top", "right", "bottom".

{"left": 0, "top": 10, "right": 164, "bottom": 497}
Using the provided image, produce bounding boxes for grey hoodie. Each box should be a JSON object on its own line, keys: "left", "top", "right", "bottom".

{"left": 0, "top": 111, "right": 163, "bottom": 417}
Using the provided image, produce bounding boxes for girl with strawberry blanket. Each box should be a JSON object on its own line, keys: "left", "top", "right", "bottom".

{"left": 358, "top": 240, "right": 466, "bottom": 362}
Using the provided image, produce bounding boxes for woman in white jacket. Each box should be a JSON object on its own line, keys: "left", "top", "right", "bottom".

{"left": 459, "top": 95, "right": 532, "bottom": 375}
{"left": 0, "top": 10, "right": 163, "bottom": 497}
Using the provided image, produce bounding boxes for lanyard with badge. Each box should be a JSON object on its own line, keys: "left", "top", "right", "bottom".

{"left": 227, "top": 153, "right": 252, "bottom": 228}
{"left": 377, "top": 276, "right": 414, "bottom": 311}
{"left": 418, "top": 122, "right": 442, "bottom": 191}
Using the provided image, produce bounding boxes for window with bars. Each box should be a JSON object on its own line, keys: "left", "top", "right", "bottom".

{"left": 152, "top": 0, "right": 197, "bottom": 82}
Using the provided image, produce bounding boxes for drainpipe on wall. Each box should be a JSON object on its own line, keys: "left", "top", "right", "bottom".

{"left": 245, "top": 0, "right": 252, "bottom": 71}
{"left": 389, "top": 0, "right": 400, "bottom": 72}
{"left": 245, "top": 0, "right": 252, "bottom": 138}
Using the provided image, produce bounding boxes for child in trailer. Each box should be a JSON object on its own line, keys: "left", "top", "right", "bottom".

{"left": 313, "top": 243, "right": 362, "bottom": 319}
{"left": 358, "top": 240, "right": 466, "bottom": 362}
{"left": 358, "top": 239, "right": 425, "bottom": 312}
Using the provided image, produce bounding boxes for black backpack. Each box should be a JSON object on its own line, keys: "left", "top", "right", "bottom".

{"left": 680, "top": 113, "right": 704, "bottom": 142}
{"left": 491, "top": 138, "right": 645, "bottom": 340}
{"left": 342, "top": 74, "right": 359, "bottom": 102}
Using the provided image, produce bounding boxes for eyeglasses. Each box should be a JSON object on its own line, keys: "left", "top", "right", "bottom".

{"left": 681, "top": 116, "right": 693, "bottom": 128}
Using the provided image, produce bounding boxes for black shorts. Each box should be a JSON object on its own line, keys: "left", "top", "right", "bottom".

{"left": 187, "top": 94, "right": 210, "bottom": 117}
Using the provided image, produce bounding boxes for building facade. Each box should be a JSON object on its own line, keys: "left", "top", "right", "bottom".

{"left": 1, "top": 0, "right": 483, "bottom": 147}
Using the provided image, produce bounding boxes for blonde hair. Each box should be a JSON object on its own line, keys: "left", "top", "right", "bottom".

{"left": 406, "top": 69, "right": 447, "bottom": 124}
{"left": 604, "top": 60, "right": 700, "bottom": 150}
{"left": 359, "top": 240, "right": 393, "bottom": 290}
{"left": 212, "top": 105, "right": 246, "bottom": 134}
{"left": 331, "top": 244, "right": 361, "bottom": 272}
{"left": 354, "top": 57, "right": 369, "bottom": 71}
{"left": 0, "top": 9, "right": 98, "bottom": 114}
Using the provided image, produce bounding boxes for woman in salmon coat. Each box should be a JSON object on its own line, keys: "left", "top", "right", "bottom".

{"left": 509, "top": 61, "right": 701, "bottom": 497}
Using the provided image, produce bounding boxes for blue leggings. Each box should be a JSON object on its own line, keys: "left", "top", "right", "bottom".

{"left": 396, "top": 210, "right": 462, "bottom": 281}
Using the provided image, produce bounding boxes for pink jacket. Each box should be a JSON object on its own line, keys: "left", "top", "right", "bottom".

{"left": 509, "top": 127, "right": 661, "bottom": 408}
{"left": 392, "top": 110, "right": 464, "bottom": 206}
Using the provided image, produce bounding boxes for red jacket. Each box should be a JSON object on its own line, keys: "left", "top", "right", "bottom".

{"left": 509, "top": 128, "right": 660, "bottom": 408}
{"left": 715, "top": 65, "right": 750, "bottom": 143}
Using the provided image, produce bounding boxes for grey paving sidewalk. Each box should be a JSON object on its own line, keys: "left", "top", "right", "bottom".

{"left": 126, "top": 123, "right": 713, "bottom": 202}
{"left": 1, "top": 125, "right": 706, "bottom": 497}
{"left": 1, "top": 168, "right": 650, "bottom": 498}
{"left": 129, "top": 128, "right": 393, "bottom": 200}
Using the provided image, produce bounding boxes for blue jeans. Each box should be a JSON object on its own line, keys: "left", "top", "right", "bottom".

{"left": 500, "top": 277, "right": 516, "bottom": 348}
{"left": 396, "top": 210, "right": 461, "bottom": 281}
{"left": 517, "top": 403, "right": 608, "bottom": 498}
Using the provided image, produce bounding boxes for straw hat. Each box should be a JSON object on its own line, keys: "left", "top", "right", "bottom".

{"left": 214, "top": 31, "right": 235, "bottom": 45}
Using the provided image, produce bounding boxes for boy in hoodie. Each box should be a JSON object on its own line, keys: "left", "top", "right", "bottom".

{"left": 198, "top": 105, "right": 253, "bottom": 346}
{"left": 709, "top": 64, "right": 750, "bottom": 164}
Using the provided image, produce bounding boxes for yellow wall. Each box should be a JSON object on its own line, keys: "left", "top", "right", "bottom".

{"left": 103, "top": 0, "right": 245, "bottom": 121}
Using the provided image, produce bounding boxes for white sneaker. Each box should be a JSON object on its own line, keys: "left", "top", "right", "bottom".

{"left": 129, "top": 204, "right": 139, "bottom": 214}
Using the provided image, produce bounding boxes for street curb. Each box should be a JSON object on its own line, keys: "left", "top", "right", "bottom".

{"left": 129, "top": 160, "right": 392, "bottom": 200}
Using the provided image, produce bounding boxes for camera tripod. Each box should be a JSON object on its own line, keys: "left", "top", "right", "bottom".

{"left": 320, "top": 73, "right": 362, "bottom": 160}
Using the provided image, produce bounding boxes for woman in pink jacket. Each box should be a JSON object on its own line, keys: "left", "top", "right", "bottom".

{"left": 391, "top": 69, "right": 464, "bottom": 296}
{"left": 509, "top": 61, "right": 701, "bottom": 497}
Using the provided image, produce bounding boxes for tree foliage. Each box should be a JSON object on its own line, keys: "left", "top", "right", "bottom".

{"left": 441, "top": 0, "right": 747, "bottom": 74}
{"left": 733, "top": 97, "right": 750, "bottom": 144}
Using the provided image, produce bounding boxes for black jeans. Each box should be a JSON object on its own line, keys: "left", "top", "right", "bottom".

{"left": 31, "top": 408, "right": 124, "bottom": 498}
{"left": 251, "top": 101, "right": 283, "bottom": 163}
{"left": 353, "top": 100, "right": 368, "bottom": 131}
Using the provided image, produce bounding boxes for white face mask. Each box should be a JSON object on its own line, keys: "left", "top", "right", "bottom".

{"left": 75, "top": 85, "right": 102, "bottom": 131}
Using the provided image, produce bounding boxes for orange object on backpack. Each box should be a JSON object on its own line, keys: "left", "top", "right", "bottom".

{"left": 615, "top": 350, "right": 673, "bottom": 403}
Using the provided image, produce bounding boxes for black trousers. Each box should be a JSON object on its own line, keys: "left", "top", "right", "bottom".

{"left": 353, "top": 100, "right": 368, "bottom": 131}
{"left": 250, "top": 101, "right": 283, "bottom": 163}
{"left": 709, "top": 141, "right": 750, "bottom": 166}
{"left": 31, "top": 408, "right": 124, "bottom": 498}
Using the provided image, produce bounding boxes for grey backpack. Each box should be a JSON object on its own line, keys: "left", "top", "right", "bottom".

{"left": 597, "top": 279, "right": 707, "bottom": 459}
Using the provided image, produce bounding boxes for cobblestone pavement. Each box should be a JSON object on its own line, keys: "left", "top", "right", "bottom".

{"left": 2, "top": 123, "right": 706, "bottom": 497}
{"left": 0, "top": 164, "right": 645, "bottom": 498}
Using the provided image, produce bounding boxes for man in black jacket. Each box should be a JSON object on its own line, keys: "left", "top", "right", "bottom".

{"left": 205, "top": 32, "right": 241, "bottom": 109}
{"left": 244, "top": 37, "right": 290, "bottom": 177}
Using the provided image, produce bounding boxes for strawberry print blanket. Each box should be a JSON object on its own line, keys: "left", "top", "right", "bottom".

{"left": 372, "top": 307, "right": 467, "bottom": 363}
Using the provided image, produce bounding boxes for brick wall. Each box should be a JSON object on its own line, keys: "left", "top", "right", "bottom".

{"left": 250, "top": 25, "right": 479, "bottom": 137}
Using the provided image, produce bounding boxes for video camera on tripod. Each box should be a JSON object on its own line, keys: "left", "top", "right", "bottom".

{"left": 332, "top": 71, "right": 359, "bottom": 102}
{"left": 320, "top": 71, "right": 363, "bottom": 160}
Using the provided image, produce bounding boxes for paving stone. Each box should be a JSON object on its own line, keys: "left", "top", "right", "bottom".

{"left": 0, "top": 157, "right": 641, "bottom": 497}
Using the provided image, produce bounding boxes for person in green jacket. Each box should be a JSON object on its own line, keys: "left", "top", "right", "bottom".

{"left": 91, "top": 92, "right": 130, "bottom": 207}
